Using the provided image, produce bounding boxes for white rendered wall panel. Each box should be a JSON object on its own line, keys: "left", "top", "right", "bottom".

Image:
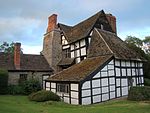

{"left": 132, "top": 77, "right": 136, "bottom": 86}
{"left": 71, "top": 99, "right": 78, "bottom": 105}
{"left": 92, "top": 88, "right": 101, "bottom": 95}
{"left": 46, "top": 87, "right": 50, "bottom": 91}
{"left": 46, "top": 82, "right": 50, "bottom": 87}
{"left": 71, "top": 52, "right": 74, "bottom": 58}
{"left": 93, "top": 72, "right": 100, "bottom": 78}
{"left": 71, "top": 91, "right": 78, "bottom": 99}
{"left": 82, "top": 97, "right": 91, "bottom": 105}
{"left": 140, "top": 68, "right": 143, "bottom": 75}
{"left": 121, "top": 79, "right": 128, "bottom": 86}
{"left": 81, "top": 47, "right": 86, "bottom": 56}
{"left": 121, "top": 61, "right": 126, "bottom": 67}
{"left": 102, "top": 94, "right": 109, "bottom": 101}
{"left": 122, "top": 69, "right": 126, "bottom": 76}
{"left": 110, "top": 85, "right": 115, "bottom": 91}
{"left": 82, "top": 81, "right": 90, "bottom": 89}
{"left": 109, "top": 77, "right": 115, "bottom": 84}
{"left": 102, "top": 87, "right": 109, "bottom": 93}
{"left": 110, "top": 92, "right": 115, "bottom": 99}
{"left": 127, "top": 69, "right": 131, "bottom": 76}
{"left": 109, "top": 60, "right": 114, "bottom": 65}
{"left": 92, "top": 79, "right": 100, "bottom": 88}
{"left": 93, "top": 95, "right": 101, "bottom": 103}
{"left": 116, "top": 68, "right": 121, "bottom": 76}
{"left": 76, "top": 50, "right": 80, "bottom": 57}
{"left": 101, "top": 78, "right": 108, "bottom": 86}
{"left": 108, "top": 65, "right": 114, "bottom": 70}
{"left": 101, "top": 71, "right": 108, "bottom": 77}
{"left": 132, "top": 69, "right": 136, "bottom": 76}
{"left": 117, "top": 88, "right": 120, "bottom": 97}
{"left": 126, "top": 62, "right": 130, "bottom": 67}
{"left": 122, "top": 87, "right": 128, "bottom": 96}
{"left": 116, "top": 79, "right": 120, "bottom": 86}
{"left": 70, "top": 44, "right": 74, "bottom": 50}
{"left": 75, "top": 42, "right": 79, "bottom": 49}
{"left": 80, "top": 39, "right": 86, "bottom": 47}
{"left": 51, "top": 89, "right": 56, "bottom": 93}
{"left": 64, "top": 97, "right": 70, "bottom": 103}
{"left": 101, "top": 66, "right": 107, "bottom": 71}
{"left": 51, "top": 83, "right": 56, "bottom": 88}
{"left": 71, "top": 84, "right": 78, "bottom": 91}
{"left": 115, "top": 60, "right": 120, "bottom": 66}
{"left": 108, "top": 70, "right": 114, "bottom": 76}
{"left": 82, "top": 90, "right": 91, "bottom": 97}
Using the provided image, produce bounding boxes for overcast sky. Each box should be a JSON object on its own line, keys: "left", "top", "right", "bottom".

{"left": 0, "top": 0, "right": 150, "bottom": 54}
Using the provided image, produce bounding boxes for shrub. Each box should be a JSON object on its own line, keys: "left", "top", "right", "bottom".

{"left": 0, "top": 69, "right": 8, "bottom": 94}
{"left": 128, "top": 86, "right": 150, "bottom": 101}
{"left": 28, "top": 90, "right": 60, "bottom": 102}
{"left": 144, "top": 78, "right": 150, "bottom": 86}
{"left": 7, "top": 85, "right": 23, "bottom": 95}
{"left": 20, "top": 78, "right": 41, "bottom": 95}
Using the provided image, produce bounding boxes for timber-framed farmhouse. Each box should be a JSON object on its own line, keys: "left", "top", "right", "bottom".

{"left": 43, "top": 10, "right": 145, "bottom": 105}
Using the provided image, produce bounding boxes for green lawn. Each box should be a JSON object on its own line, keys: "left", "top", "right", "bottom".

{"left": 0, "top": 95, "right": 150, "bottom": 113}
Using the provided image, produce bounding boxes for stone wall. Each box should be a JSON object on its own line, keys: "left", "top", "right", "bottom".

{"left": 42, "top": 29, "right": 62, "bottom": 73}
{"left": 8, "top": 71, "right": 52, "bottom": 85}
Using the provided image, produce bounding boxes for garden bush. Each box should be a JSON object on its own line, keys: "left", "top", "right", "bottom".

{"left": 20, "top": 78, "right": 41, "bottom": 95}
{"left": 7, "top": 85, "right": 23, "bottom": 95}
{"left": 144, "top": 78, "right": 150, "bottom": 86}
{"left": 0, "top": 69, "right": 8, "bottom": 94}
{"left": 128, "top": 86, "right": 150, "bottom": 101}
{"left": 28, "top": 90, "right": 60, "bottom": 102}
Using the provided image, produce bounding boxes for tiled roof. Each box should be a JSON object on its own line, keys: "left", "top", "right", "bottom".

{"left": 0, "top": 53, "right": 15, "bottom": 70}
{"left": 58, "top": 58, "right": 75, "bottom": 66}
{"left": 0, "top": 53, "right": 53, "bottom": 71}
{"left": 59, "top": 10, "right": 106, "bottom": 44}
{"left": 87, "top": 28, "right": 144, "bottom": 60}
{"left": 47, "top": 55, "right": 113, "bottom": 82}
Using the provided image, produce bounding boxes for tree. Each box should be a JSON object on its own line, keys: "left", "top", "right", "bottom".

{"left": 125, "top": 36, "right": 143, "bottom": 47}
{"left": 0, "top": 42, "right": 15, "bottom": 54}
{"left": 125, "top": 36, "right": 150, "bottom": 79}
{"left": 143, "top": 36, "right": 150, "bottom": 53}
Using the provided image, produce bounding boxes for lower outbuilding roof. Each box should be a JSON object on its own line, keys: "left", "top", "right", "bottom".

{"left": 47, "top": 55, "right": 113, "bottom": 82}
{"left": 0, "top": 52, "right": 53, "bottom": 72}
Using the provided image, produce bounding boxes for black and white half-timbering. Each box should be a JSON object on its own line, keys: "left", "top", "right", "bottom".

{"left": 45, "top": 56, "right": 144, "bottom": 105}
{"left": 44, "top": 10, "right": 145, "bottom": 105}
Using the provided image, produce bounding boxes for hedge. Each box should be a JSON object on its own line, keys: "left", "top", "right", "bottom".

{"left": 0, "top": 69, "right": 8, "bottom": 94}
{"left": 144, "top": 78, "right": 150, "bottom": 86}
{"left": 128, "top": 86, "right": 150, "bottom": 101}
{"left": 28, "top": 90, "right": 60, "bottom": 102}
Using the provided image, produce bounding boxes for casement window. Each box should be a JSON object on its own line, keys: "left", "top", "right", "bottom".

{"left": 63, "top": 48, "right": 71, "bottom": 58}
{"left": 19, "top": 74, "right": 27, "bottom": 83}
{"left": 57, "top": 83, "right": 69, "bottom": 93}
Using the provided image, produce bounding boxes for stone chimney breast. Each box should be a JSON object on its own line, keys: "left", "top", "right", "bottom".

{"left": 14, "top": 42, "right": 21, "bottom": 70}
{"left": 47, "top": 14, "right": 57, "bottom": 32}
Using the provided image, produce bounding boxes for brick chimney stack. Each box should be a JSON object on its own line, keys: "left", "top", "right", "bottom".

{"left": 14, "top": 43, "right": 21, "bottom": 70}
{"left": 106, "top": 14, "right": 117, "bottom": 34}
{"left": 47, "top": 14, "right": 57, "bottom": 32}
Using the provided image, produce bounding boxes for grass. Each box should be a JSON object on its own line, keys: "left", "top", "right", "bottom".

{"left": 0, "top": 95, "right": 150, "bottom": 113}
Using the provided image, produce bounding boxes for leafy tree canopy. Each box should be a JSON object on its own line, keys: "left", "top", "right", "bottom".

{"left": 0, "top": 42, "right": 15, "bottom": 54}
